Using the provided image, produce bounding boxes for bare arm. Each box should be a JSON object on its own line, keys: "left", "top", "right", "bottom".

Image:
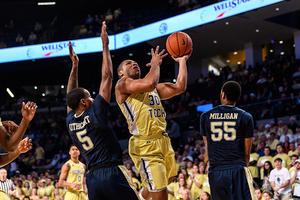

{"left": 115, "top": 46, "right": 167, "bottom": 104}
{"left": 244, "top": 138, "right": 252, "bottom": 167}
{"left": 66, "top": 41, "right": 79, "bottom": 113}
{"left": 156, "top": 50, "right": 192, "bottom": 100}
{"left": 290, "top": 170, "right": 297, "bottom": 185}
{"left": 59, "top": 163, "right": 82, "bottom": 190}
{"left": 0, "top": 137, "right": 32, "bottom": 167}
{"left": 0, "top": 102, "right": 37, "bottom": 152}
{"left": 99, "top": 22, "right": 113, "bottom": 103}
{"left": 203, "top": 136, "right": 208, "bottom": 155}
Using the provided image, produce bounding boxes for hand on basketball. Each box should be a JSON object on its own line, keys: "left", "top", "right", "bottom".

{"left": 72, "top": 183, "right": 82, "bottom": 190}
{"left": 69, "top": 41, "right": 79, "bottom": 64}
{"left": 100, "top": 21, "right": 109, "bottom": 46}
{"left": 2, "top": 120, "right": 18, "bottom": 134}
{"left": 146, "top": 46, "right": 168, "bottom": 67}
{"left": 21, "top": 101, "right": 37, "bottom": 122}
{"left": 17, "top": 137, "right": 32, "bottom": 154}
{"left": 171, "top": 48, "right": 193, "bottom": 62}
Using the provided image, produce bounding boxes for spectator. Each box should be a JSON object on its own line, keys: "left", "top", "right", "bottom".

{"left": 28, "top": 32, "right": 37, "bottom": 44}
{"left": 249, "top": 145, "right": 260, "bottom": 186}
{"left": 273, "top": 144, "right": 292, "bottom": 169}
{"left": 34, "top": 22, "right": 42, "bottom": 33}
{"left": 292, "top": 67, "right": 300, "bottom": 78}
{"left": 78, "top": 25, "right": 87, "bottom": 38}
{"left": 35, "top": 142, "right": 45, "bottom": 162}
{"left": 85, "top": 14, "right": 93, "bottom": 25}
{"left": 187, "top": 165, "right": 201, "bottom": 199}
{"left": 261, "top": 161, "right": 273, "bottom": 192}
{"left": 288, "top": 143, "right": 297, "bottom": 157}
{"left": 169, "top": 118, "right": 181, "bottom": 149}
{"left": 264, "top": 124, "right": 272, "bottom": 136}
{"left": 252, "top": 133, "right": 260, "bottom": 147}
{"left": 290, "top": 159, "right": 300, "bottom": 199}
{"left": 87, "top": 25, "right": 94, "bottom": 37}
{"left": 260, "top": 99, "right": 273, "bottom": 119}
{"left": 294, "top": 126, "right": 300, "bottom": 142}
{"left": 256, "top": 141, "right": 265, "bottom": 157}
{"left": 280, "top": 127, "right": 294, "bottom": 144}
{"left": 112, "top": 22, "right": 121, "bottom": 34}
{"left": 255, "top": 188, "right": 262, "bottom": 200}
{"left": 262, "top": 190, "right": 273, "bottom": 200}
{"left": 288, "top": 117, "right": 298, "bottom": 134}
{"left": 270, "top": 158, "right": 292, "bottom": 199}
{"left": 15, "top": 34, "right": 23, "bottom": 46}
{"left": 181, "top": 189, "right": 192, "bottom": 200}
{"left": 266, "top": 132, "right": 279, "bottom": 152}
{"left": 292, "top": 80, "right": 300, "bottom": 90}
{"left": 104, "top": 9, "right": 113, "bottom": 24}
{"left": 37, "top": 179, "right": 47, "bottom": 199}
{"left": 0, "top": 41, "right": 7, "bottom": 48}
{"left": 257, "top": 147, "right": 273, "bottom": 168}
{"left": 113, "top": 7, "right": 122, "bottom": 19}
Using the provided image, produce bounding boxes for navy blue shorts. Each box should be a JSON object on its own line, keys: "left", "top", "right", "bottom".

{"left": 208, "top": 165, "right": 256, "bottom": 200}
{"left": 86, "top": 165, "right": 139, "bottom": 200}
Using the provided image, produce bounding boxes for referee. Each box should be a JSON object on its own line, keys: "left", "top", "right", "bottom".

{"left": 0, "top": 168, "right": 16, "bottom": 200}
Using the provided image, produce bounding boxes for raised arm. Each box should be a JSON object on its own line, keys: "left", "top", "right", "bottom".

{"left": 115, "top": 46, "right": 167, "bottom": 104}
{"left": 156, "top": 50, "right": 192, "bottom": 100}
{"left": 99, "top": 21, "right": 113, "bottom": 103}
{"left": 0, "top": 137, "right": 32, "bottom": 167}
{"left": 0, "top": 102, "right": 37, "bottom": 152}
{"left": 66, "top": 41, "right": 79, "bottom": 113}
{"left": 59, "top": 163, "right": 82, "bottom": 190}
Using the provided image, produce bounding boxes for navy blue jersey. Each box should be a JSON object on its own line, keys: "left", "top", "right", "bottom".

{"left": 200, "top": 105, "right": 253, "bottom": 170}
{"left": 66, "top": 94, "right": 123, "bottom": 170}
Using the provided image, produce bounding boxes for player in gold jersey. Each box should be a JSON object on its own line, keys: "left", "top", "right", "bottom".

{"left": 115, "top": 46, "right": 192, "bottom": 200}
{"left": 59, "top": 145, "right": 87, "bottom": 200}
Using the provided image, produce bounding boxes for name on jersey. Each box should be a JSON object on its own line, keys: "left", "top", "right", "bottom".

{"left": 209, "top": 113, "right": 238, "bottom": 119}
{"left": 148, "top": 108, "right": 166, "bottom": 118}
{"left": 69, "top": 116, "right": 90, "bottom": 131}
{"left": 72, "top": 169, "right": 84, "bottom": 175}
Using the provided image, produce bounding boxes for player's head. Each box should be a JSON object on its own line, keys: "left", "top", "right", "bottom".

{"left": 220, "top": 81, "right": 241, "bottom": 105}
{"left": 66, "top": 87, "right": 94, "bottom": 111}
{"left": 117, "top": 60, "right": 140, "bottom": 79}
{"left": 69, "top": 144, "right": 80, "bottom": 159}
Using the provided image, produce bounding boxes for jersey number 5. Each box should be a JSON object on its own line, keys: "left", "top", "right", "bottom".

{"left": 76, "top": 129, "right": 94, "bottom": 151}
{"left": 210, "top": 121, "right": 236, "bottom": 141}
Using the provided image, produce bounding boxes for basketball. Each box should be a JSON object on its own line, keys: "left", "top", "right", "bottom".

{"left": 166, "top": 32, "right": 193, "bottom": 58}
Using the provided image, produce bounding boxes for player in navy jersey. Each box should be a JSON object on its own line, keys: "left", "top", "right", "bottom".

{"left": 200, "top": 81, "right": 256, "bottom": 200}
{"left": 65, "top": 21, "right": 139, "bottom": 200}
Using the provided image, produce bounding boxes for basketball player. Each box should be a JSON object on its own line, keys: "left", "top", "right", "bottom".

{"left": 115, "top": 46, "right": 192, "bottom": 200}
{"left": 59, "top": 144, "right": 87, "bottom": 200}
{"left": 200, "top": 81, "right": 256, "bottom": 200}
{"left": 65, "top": 21, "right": 139, "bottom": 200}
{"left": 0, "top": 101, "right": 37, "bottom": 152}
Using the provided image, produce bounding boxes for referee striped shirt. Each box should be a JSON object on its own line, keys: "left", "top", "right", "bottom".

{"left": 0, "top": 179, "right": 15, "bottom": 194}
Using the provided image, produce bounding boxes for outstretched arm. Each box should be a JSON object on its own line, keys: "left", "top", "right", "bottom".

{"left": 99, "top": 21, "right": 113, "bottom": 103}
{"left": 0, "top": 102, "right": 37, "bottom": 152}
{"left": 156, "top": 50, "right": 192, "bottom": 100}
{"left": 115, "top": 46, "right": 167, "bottom": 104}
{"left": 0, "top": 137, "right": 32, "bottom": 167}
{"left": 67, "top": 41, "right": 79, "bottom": 113}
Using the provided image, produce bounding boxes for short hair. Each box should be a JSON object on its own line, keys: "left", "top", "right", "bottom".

{"left": 274, "top": 158, "right": 282, "bottom": 163}
{"left": 66, "top": 87, "right": 86, "bottom": 110}
{"left": 264, "top": 146, "right": 271, "bottom": 152}
{"left": 117, "top": 61, "right": 125, "bottom": 78}
{"left": 221, "top": 81, "right": 241, "bottom": 102}
{"left": 23, "top": 196, "right": 30, "bottom": 200}
{"left": 270, "top": 132, "right": 275, "bottom": 136}
{"left": 69, "top": 144, "right": 77, "bottom": 150}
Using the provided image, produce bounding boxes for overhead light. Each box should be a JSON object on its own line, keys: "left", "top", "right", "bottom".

{"left": 129, "top": 53, "right": 133, "bottom": 56}
{"left": 226, "top": 60, "right": 230, "bottom": 63}
{"left": 237, "top": 61, "right": 241, "bottom": 64}
{"left": 279, "top": 41, "right": 283, "bottom": 44}
{"left": 93, "top": 91, "right": 96, "bottom": 95}
{"left": 276, "top": 8, "right": 279, "bottom": 11}
{"left": 111, "top": 55, "right": 115, "bottom": 58}
{"left": 281, "top": 52, "right": 284, "bottom": 55}
{"left": 256, "top": 29, "right": 259, "bottom": 32}
{"left": 34, "top": 86, "right": 37, "bottom": 90}
{"left": 42, "top": 93, "right": 45, "bottom": 97}
{"left": 214, "top": 40, "right": 217, "bottom": 43}
{"left": 147, "top": 52, "right": 151, "bottom": 55}
{"left": 225, "top": 22, "right": 229, "bottom": 25}
{"left": 38, "top": 2, "right": 56, "bottom": 5}
{"left": 234, "top": 52, "right": 237, "bottom": 55}
{"left": 294, "top": 44, "right": 295, "bottom": 47}
{"left": 173, "top": 79, "right": 176, "bottom": 83}
{"left": 6, "top": 88, "right": 14, "bottom": 98}
{"left": 61, "top": 85, "right": 64, "bottom": 89}
{"left": 270, "top": 49, "right": 273, "bottom": 52}
{"left": 271, "top": 40, "right": 274, "bottom": 43}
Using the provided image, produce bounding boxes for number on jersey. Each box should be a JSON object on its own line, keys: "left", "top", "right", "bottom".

{"left": 76, "top": 129, "right": 94, "bottom": 151}
{"left": 210, "top": 121, "right": 236, "bottom": 141}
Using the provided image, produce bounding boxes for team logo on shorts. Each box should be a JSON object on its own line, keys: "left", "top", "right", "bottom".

{"left": 159, "top": 23, "right": 167, "bottom": 34}
{"left": 122, "top": 34, "right": 130, "bottom": 45}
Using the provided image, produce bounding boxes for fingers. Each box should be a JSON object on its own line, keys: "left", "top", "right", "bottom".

{"left": 69, "top": 41, "right": 73, "bottom": 55}
{"left": 161, "top": 52, "right": 168, "bottom": 59}
{"left": 154, "top": 46, "right": 159, "bottom": 55}
{"left": 158, "top": 49, "right": 165, "bottom": 56}
{"left": 102, "top": 21, "right": 106, "bottom": 31}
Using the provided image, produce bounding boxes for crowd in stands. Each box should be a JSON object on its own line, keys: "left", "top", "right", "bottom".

{"left": 0, "top": 0, "right": 221, "bottom": 49}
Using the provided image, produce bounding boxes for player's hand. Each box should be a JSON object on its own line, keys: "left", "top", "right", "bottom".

{"left": 21, "top": 101, "right": 37, "bottom": 122}
{"left": 2, "top": 120, "right": 18, "bottom": 134}
{"left": 72, "top": 183, "right": 82, "bottom": 190}
{"left": 146, "top": 46, "right": 168, "bottom": 67}
{"left": 100, "top": 21, "right": 109, "bottom": 46}
{"left": 69, "top": 41, "right": 79, "bottom": 64}
{"left": 17, "top": 137, "right": 32, "bottom": 154}
{"left": 172, "top": 49, "right": 193, "bottom": 62}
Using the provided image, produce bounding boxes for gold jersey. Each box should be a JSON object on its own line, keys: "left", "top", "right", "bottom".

{"left": 118, "top": 89, "right": 167, "bottom": 137}
{"left": 66, "top": 160, "right": 85, "bottom": 193}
